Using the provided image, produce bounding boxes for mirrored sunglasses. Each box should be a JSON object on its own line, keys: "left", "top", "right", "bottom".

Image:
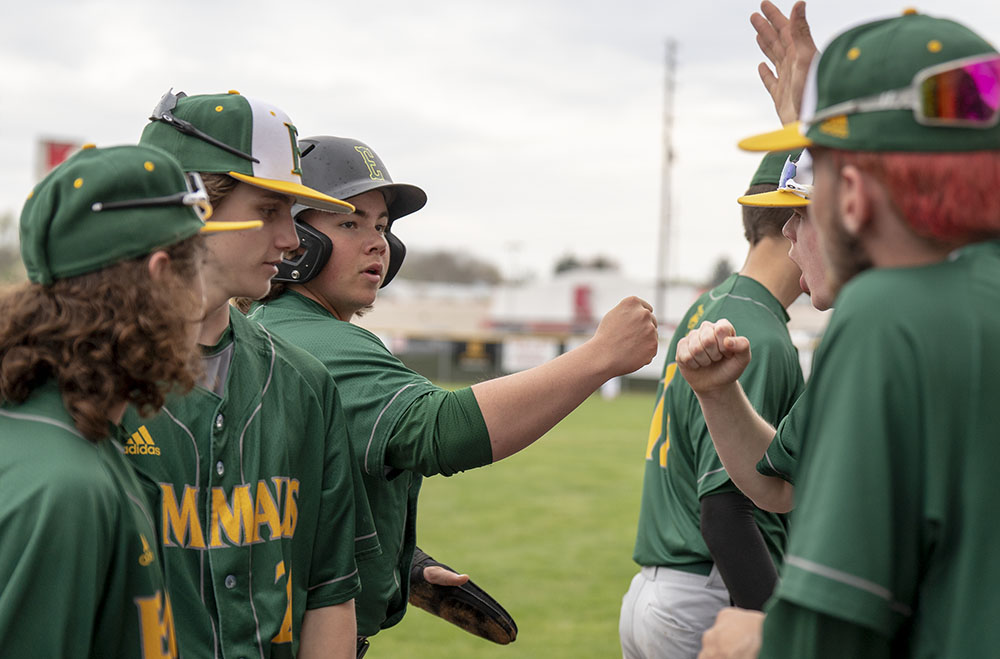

{"left": 810, "top": 53, "right": 1000, "bottom": 128}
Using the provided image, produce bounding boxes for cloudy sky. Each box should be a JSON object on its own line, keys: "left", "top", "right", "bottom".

{"left": 3, "top": 0, "right": 999, "bottom": 286}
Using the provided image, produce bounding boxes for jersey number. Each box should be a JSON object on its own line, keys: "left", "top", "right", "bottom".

{"left": 644, "top": 363, "right": 677, "bottom": 468}
{"left": 271, "top": 561, "right": 293, "bottom": 644}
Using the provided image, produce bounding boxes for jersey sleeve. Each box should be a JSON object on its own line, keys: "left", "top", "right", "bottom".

{"left": 384, "top": 387, "right": 493, "bottom": 477}
{"left": 0, "top": 457, "right": 117, "bottom": 657}
{"left": 769, "top": 299, "right": 923, "bottom": 638}
{"left": 304, "top": 381, "right": 366, "bottom": 608}
{"left": 756, "top": 393, "right": 806, "bottom": 484}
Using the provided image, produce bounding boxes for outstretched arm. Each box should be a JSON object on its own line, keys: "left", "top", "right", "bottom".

{"left": 473, "top": 296, "right": 658, "bottom": 461}
{"left": 677, "top": 320, "right": 794, "bottom": 513}
{"left": 751, "top": 1, "right": 818, "bottom": 124}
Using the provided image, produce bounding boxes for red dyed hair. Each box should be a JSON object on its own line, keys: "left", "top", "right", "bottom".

{"left": 821, "top": 150, "right": 1000, "bottom": 243}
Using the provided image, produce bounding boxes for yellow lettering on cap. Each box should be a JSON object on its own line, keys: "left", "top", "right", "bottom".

{"left": 144, "top": 161, "right": 155, "bottom": 172}
{"left": 847, "top": 47, "right": 861, "bottom": 61}
{"left": 73, "top": 178, "right": 83, "bottom": 189}
{"left": 819, "top": 115, "right": 849, "bottom": 139}
{"left": 928, "top": 40, "right": 943, "bottom": 53}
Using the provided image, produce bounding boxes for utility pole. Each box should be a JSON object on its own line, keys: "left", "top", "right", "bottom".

{"left": 654, "top": 39, "right": 677, "bottom": 329}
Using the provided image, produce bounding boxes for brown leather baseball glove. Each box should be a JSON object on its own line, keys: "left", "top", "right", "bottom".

{"left": 408, "top": 547, "right": 518, "bottom": 644}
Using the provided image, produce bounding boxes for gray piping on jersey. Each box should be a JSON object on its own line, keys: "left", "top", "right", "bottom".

{"left": 762, "top": 451, "right": 791, "bottom": 479}
{"left": 0, "top": 408, "right": 86, "bottom": 439}
{"left": 124, "top": 491, "right": 157, "bottom": 538}
{"left": 247, "top": 324, "right": 278, "bottom": 659}
{"left": 308, "top": 568, "right": 360, "bottom": 590}
{"left": 784, "top": 555, "right": 913, "bottom": 616}
{"left": 356, "top": 530, "right": 378, "bottom": 543}
{"left": 161, "top": 406, "right": 220, "bottom": 657}
{"left": 708, "top": 289, "right": 786, "bottom": 326}
{"left": 242, "top": 323, "right": 278, "bottom": 484}
{"left": 365, "top": 383, "right": 417, "bottom": 474}
{"left": 697, "top": 466, "right": 727, "bottom": 484}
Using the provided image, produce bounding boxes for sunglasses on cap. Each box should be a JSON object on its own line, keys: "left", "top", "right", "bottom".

{"left": 777, "top": 155, "right": 813, "bottom": 200}
{"left": 809, "top": 53, "right": 1000, "bottom": 128}
{"left": 92, "top": 171, "right": 214, "bottom": 222}
{"left": 150, "top": 89, "right": 260, "bottom": 163}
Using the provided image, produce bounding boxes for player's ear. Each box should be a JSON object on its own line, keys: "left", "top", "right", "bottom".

{"left": 147, "top": 250, "right": 172, "bottom": 283}
{"left": 838, "top": 164, "right": 872, "bottom": 237}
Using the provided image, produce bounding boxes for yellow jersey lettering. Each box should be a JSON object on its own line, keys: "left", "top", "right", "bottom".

{"left": 253, "top": 480, "right": 283, "bottom": 542}
{"left": 160, "top": 484, "right": 205, "bottom": 549}
{"left": 645, "top": 364, "right": 677, "bottom": 468}
{"left": 270, "top": 561, "right": 293, "bottom": 644}
{"left": 210, "top": 484, "right": 254, "bottom": 547}
{"left": 134, "top": 590, "right": 178, "bottom": 659}
{"left": 281, "top": 479, "right": 299, "bottom": 538}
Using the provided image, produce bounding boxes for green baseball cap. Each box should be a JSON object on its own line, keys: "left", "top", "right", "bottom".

{"left": 20, "top": 144, "right": 260, "bottom": 285}
{"left": 739, "top": 149, "right": 811, "bottom": 208}
{"left": 140, "top": 90, "right": 355, "bottom": 214}
{"left": 740, "top": 10, "right": 1000, "bottom": 152}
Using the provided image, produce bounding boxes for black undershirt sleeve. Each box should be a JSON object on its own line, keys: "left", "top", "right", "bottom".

{"left": 700, "top": 490, "right": 778, "bottom": 610}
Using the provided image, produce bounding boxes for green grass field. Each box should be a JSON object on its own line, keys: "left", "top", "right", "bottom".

{"left": 372, "top": 388, "right": 656, "bottom": 658}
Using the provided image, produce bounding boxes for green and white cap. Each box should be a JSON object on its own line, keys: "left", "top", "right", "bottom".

{"left": 140, "top": 90, "right": 355, "bottom": 214}
{"left": 740, "top": 10, "right": 1000, "bottom": 152}
{"left": 20, "top": 144, "right": 259, "bottom": 285}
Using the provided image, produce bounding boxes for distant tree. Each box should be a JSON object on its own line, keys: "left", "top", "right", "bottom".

{"left": 707, "top": 256, "right": 734, "bottom": 289}
{"left": 399, "top": 249, "right": 502, "bottom": 284}
{"left": 554, "top": 254, "right": 619, "bottom": 274}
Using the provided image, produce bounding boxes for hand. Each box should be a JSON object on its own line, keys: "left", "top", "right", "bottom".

{"left": 423, "top": 565, "right": 470, "bottom": 587}
{"left": 592, "top": 296, "right": 659, "bottom": 377}
{"left": 751, "top": 1, "right": 818, "bottom": 124}
{"left": 698, "top": 608, "right": 765, "bottom": 659}
{"left": 676, "top": 319, "right": 751, "bottom": 396}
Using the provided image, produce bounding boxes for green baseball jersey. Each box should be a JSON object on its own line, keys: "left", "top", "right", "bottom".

{"left": 0, "top": 383, "right": 178, "bottom": 658}
{"left": 756, "top": 392, "right": 806, "bottom": 484}
{"left": 249, "top": 291, "right": 493, "bottom": 637}
{"left": 761, "top": 240, "right": 1000, "bottom": 657}
{"left": 633, "top": 274, "right": 803, "bottom": 571}
{"left": 122, "top": 307, "right": 377, "bottom": 659}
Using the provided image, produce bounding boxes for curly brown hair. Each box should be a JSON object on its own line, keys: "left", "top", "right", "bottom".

{"left": 0, "top": 236, "right": 206, "bottom": 441}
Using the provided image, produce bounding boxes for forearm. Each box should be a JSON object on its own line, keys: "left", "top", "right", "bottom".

{"left": 696, "top": 383, "right": 793, "bottom": 513}
{"left": 473, "top": 339, "right": 612, "bottom": 461}
{"left": 298, "top": 601, "right": 356, "bottom": 659}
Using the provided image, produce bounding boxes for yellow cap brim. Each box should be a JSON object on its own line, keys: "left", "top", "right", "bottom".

{"left": 201, "top": 220, "right": 264, "bottom": 233}
{"left": 738, "top": 122, "right": 812, "bottom": 152}
{"left": 737, "top": 189, "right": 810, "bottom": 208}
{"left": 229, "top": 172, "right": 356, "bottom": 214}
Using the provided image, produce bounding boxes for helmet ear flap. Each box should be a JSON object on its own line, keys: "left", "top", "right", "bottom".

{"left": 382, "top": 231, "right": 406, "bottom": 288}
{"left": 273, "top": 220, "right": 333, "bottom": 284}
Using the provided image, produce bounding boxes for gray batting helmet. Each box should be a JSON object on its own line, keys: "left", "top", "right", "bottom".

{"left": 275, "top": 136, "right": 426, "bottom": 287}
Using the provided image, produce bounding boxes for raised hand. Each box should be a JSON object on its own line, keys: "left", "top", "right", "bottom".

{"left": 751, "top": 1, "right": 818, "bottom": 124}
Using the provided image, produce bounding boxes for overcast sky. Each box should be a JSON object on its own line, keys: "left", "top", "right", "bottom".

{"left": 3, "top": 0, "right": 999, "bottom": 285}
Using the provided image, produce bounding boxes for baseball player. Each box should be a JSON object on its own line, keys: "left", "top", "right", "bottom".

{"left": 619, "top": 150, "right": 804, "bottom": 659}
{"left": 119, "top": 91, "right": 378, "bottom": 659}
{"left": 688, "top": 6, "right": 1000, "bottom": 657}
{"left": 246, "top": 136, "right": 659, "bottom": 653}
{"left": 0, "top": 144, "right": 252, "bottom": 657}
